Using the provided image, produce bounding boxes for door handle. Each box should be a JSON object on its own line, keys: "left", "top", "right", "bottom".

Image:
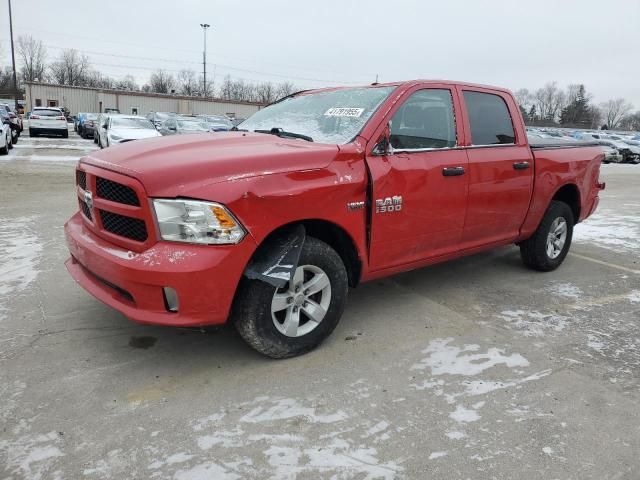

{"left": 513, "top": 161, "right": 530, "bottom": 170}
{"left": 442, "top": 166, "right": 465, "bottom": 176}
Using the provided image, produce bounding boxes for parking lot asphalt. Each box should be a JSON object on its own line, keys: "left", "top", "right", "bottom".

{"left": 1, "top": 125, "right": 639, "bottom": 479}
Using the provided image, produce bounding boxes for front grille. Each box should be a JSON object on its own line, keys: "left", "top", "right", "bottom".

{"left": 79, "top": 199, "right": 92, "bottom": 220}
{"left": 76, "top": 170, "right": 87, "bottom": 190}
{"left": 100, "top": 210, "right": 147, "bottom": 242}
{"left": 96, "top": 177, "right": 140, "bottom": 206}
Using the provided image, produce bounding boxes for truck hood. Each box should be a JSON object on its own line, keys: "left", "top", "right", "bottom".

{"left": 81, "top": 132, "right": 340, "bottom": 197}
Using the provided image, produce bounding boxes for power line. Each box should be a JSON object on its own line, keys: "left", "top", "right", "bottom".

{"left": 6, "top": 29, "right": 372, "bottom": 85}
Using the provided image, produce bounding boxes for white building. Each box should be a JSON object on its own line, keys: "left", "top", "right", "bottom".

{"left": 25, "top": 82, "right": 263, "bottom": 119}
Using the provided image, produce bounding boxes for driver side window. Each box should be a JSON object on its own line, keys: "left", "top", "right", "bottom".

{"left": 390, "top": 89, "right": 456, "bottom": 150}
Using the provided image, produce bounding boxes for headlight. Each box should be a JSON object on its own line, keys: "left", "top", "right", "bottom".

{"left": 153, "top": 199, "right": 245, "bottom": 244}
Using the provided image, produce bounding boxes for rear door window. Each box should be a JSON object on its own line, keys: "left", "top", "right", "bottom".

{"left": 463, "top": 91, "right": 515, "bottom": 145}
{"left": 34, "top": 109, "right": 63, "bottom": 117}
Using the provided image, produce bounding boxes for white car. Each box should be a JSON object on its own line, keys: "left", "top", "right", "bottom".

{"left": 0, "top": 113, "right": 12, "bottom": 155}
{"left": 29, "top": 107, "right": 68, "bottom": 138}
{"left": 99, "top": 115, "right": 161, "bottom": 148}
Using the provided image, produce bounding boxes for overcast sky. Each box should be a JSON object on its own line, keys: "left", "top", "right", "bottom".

{"left": 1, "top": 0, "right": 639, "bottom": 107}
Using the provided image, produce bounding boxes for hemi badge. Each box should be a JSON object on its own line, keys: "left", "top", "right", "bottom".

{"left": 347, "top": 201, "right": 365, "bottom": 211}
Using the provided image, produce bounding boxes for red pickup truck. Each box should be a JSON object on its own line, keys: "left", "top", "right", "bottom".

{"left": 65, "top": 80, "right": 604, "bottom": 358}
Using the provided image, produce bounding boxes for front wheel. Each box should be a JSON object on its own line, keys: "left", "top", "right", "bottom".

{"left": 233, "top": 236, "right": 349, "bottom": 358}
{"left": 520, "top": 201, "right": 574, "bottom": 272}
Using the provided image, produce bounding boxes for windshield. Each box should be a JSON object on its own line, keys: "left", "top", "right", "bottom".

{"left": 240, "top": 86, "right": 396, "bottom": 144}
{"left": 112, "top": 117, "right": 153, "bottom": 129}
{"left": 178, "top": 120, "right": 209, "bottom": 131}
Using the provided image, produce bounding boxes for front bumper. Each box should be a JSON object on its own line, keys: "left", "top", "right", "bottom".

{"left": 64, "top": 212, "right": 257, "bottom": 327}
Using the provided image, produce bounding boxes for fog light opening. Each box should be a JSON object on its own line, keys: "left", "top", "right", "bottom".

{"left": 163, "top": 287, "right": 179, "bottom": 313}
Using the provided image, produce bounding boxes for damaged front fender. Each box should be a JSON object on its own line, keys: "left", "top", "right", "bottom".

{"left": 244, "top": 224, "right": 306, "bottom": 288}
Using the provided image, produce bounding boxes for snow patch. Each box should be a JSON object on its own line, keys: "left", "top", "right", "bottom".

{"left": 0, "top": 217, "right": 43, "bottom": 303}
{"left": 429, "top": 451, "right": 448, "bottom": 459}
{"left": 240, "top": 397, "right": 347, "bottom": 424}
{"left": 449, "top": 404, "right": 482, "bottom": 423}
{"left": 412, "top": 338, "right": 529, "bottom": 375}
{"left": 546, "top": 281, "right": 582, "bottom": 299}
{"left": 497, "top": 310, "right": 569, "bottom": 336}
{"left": 0, "top": 431, "right": 64, "bottom": 480}
{"left": 574, "top": 210, "right": 639, "bottom": 253}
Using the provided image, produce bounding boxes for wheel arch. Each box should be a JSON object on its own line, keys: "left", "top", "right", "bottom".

{"left": 551, "top": 183, "right": 581, "bottom": 224}
{"left": 248, "top": 219, "right": 363, "bottom": 288}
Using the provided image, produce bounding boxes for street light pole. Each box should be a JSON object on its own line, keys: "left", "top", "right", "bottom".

{"left": 8, "top": 0, "right": 19, "bottom": 109}
{"left": 200, "top": 23, "right": 210, "bottom": 97}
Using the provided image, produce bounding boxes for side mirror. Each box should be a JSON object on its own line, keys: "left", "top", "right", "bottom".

{"left": 372, "top": 122, "right": 393, "bottom": 156}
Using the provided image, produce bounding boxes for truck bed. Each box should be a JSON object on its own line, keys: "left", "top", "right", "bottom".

{"left": 528, "top": 137, "right": 600, "bottom": 150}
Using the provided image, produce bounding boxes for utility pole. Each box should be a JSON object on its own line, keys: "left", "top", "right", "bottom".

{"left": 8, "top": 0, "right": 19, "bottom": 109}
{"left": 200, "top": 23, "right": 210, "bottom": 97}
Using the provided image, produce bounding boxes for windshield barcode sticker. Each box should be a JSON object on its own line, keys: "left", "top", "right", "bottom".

{"left": 324, "top": 107, "right": 365, "bottom": 118}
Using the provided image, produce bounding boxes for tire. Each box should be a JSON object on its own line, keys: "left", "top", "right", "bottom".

{"left": 11, "top": 133, "right": 17, "bottom": 145}
{"left": 8, "top": 136, "right": 14, "bottom": 149}
{"left": 29, "top": 128, "right": 35, "bottom": 137}
{"left": 93, "top": 134, "right": 98, "bottom": 144}
{"left": 520, "top": 200, "right": 574, "bottom": 272}
{"left": 0, "top": 139, "right": 7, "bottom": 155}
{"left": 233, "top": 236, "right": 349, "bottom": 358}
{"left": 62, "top": 130, "right": 68, "bottom": 139}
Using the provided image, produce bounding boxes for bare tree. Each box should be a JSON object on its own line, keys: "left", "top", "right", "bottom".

{"left": 148, "top": 69, "right": 176, "bottom": 94}
{"left": 255, "top": 82, "right": 276, "bottom": 103}
{"left": 619, "top": 111, "right": 640, "bottom": 131}
{"left": 600, "top": 98, "right": 633, "bottom": 129}
{"left": 49, "top": 49, "right": 90, "bottom": 86}
{"left": 17, "top": 35, "right": 47, "bottom": 83}
{"left": 177, "top": 69, "right": 199, "bottom": 96}
{"left": 114, "top": 75, "right": 138, "bottom": 91}
{"left": 0, "top": 66, "right": 14, "bottom": 91}
{"left": 533, "top": 82, "right": 565, "bottom": 123}
{"left": 274, "top": 81, "right": 296, "bottom": 101}
{"left": 514, "top": 88, "right": 532, "bottom": 110}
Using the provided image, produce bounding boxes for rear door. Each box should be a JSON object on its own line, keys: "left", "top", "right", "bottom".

{"left": 457, "top": 88, "right": 534, "bottom": 249}
{"left": 366, "top": 86, "right": 469, "bottom": 270}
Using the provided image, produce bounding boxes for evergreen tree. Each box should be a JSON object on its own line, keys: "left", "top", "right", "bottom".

{"left": 560, "top": 85, "right": 592, "bottom": 127}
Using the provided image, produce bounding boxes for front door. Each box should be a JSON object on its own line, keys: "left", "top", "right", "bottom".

{"left": 366, "top": 88, "right": 469, "bottom": 271}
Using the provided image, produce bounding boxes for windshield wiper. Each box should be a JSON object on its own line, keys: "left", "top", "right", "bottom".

{"left": 255, "top": 127, "right": 313, "bottom": 142}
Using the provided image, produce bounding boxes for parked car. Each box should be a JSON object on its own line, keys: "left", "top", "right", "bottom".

{"left": 1, "top": 103, "right": 23, "bottom": 139}
{"left": 599, "top": 145, "right": 624, "bottom": 163}
{"left": 158, "top": 117, "right": 210, "bottom": 136}
{"left": 196, "top": 114, "right": 234, "bottom": 131}
{"left": 98, "top": 115, "right": 161, "bottom": 148}
{"left": 595, "top": 138, "right": 640, "bottom": 164}
{"left": 66, "top": 80, "right": 605, "bottom": 358}
{"left": 0, "top": 110, "right": 14, "bottom": 154}
{"left": 74, "top": 113, "right": 87, "bottom": 133}
{"left": 29, "top": 107, "right": 68, "bottom": 138}
{"left": 146, "top": 112, "right": 177, "bottom": 129}
{"left": 78, "top": 113, "right": 98, "bottom": 139}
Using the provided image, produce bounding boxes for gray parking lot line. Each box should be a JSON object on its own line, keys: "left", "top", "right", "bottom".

{"left": 568, "top": 252, "right": 640, "bottom": 274}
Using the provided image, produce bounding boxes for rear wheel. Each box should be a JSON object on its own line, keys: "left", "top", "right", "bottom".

{"left": 520, "top": 201, "right": 574, "bottom": 272}
{"left": 62, "top": 130, "right": 68, "bottom": 139}
{"left": 0, "top": 138, "right": 8, "bottom": 155}
{"left": 233, "top": 236, "right": 348, "bottom": 358}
